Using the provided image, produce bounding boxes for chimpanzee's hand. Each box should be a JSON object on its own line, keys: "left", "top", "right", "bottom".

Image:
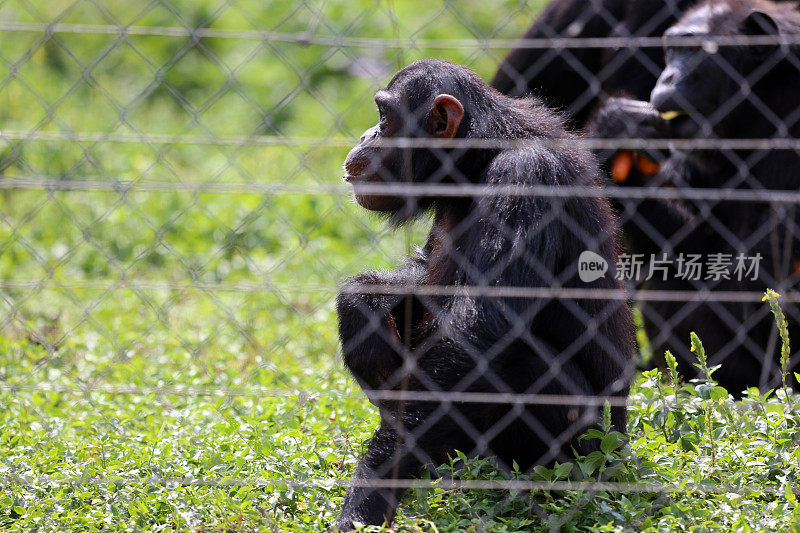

{"left": 586, "top": 98, "right": 668, "bottom": 184}
{"left": 336, "top": 273, "right": 407, "bottom": 399}
{"left": 589, "top": 98, "right": 665, "bottom": 137}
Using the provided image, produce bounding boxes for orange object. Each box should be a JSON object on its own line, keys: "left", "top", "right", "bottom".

{"left": 636, "top": 154, "right": 660, "bottom": 175}
{"left": 611, "top": 150, "right": 634, "bottom": 183}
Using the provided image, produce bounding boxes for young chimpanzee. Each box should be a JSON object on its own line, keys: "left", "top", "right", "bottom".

{"left": 586, "top": 0, "right": 800, "bottom": 394}
{"left": 336, "top": 59, "right": 633, "bottom": 529}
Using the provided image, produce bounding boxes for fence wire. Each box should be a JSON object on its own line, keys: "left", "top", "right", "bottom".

{"left": 1, "top": 0, "right": 800, "bottom": 529}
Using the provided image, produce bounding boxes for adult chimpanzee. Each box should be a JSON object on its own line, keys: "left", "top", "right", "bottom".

{"left": 336, "top": 59, "right": 634, "bottom": 529}
{"left": 493, "top": 0, "right": 695, "bottom": 128}
{"left": 586, "top": 0, "right": 800, "bottom": 394}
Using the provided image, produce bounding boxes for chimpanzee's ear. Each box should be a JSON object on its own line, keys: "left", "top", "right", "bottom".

{"left": 744, "top": 10, "right": 779, "bottom": 36}
{"left": 429, "top": 94, "right": 464, "bottom": 138}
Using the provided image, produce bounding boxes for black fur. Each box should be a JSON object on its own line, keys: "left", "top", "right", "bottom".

{"left": 492, "top": 0, "right": 695, "bottom": 128}
{"left": 336, "top": 60, "right": 634, "bottom": 529}
{"left": 586, "top": 0, "right": 800, "bottom": 394}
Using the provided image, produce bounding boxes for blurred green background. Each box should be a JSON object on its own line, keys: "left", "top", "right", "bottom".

{"left": 0, "top": 0, "right": 544, "bottom": 387}
{"left": 0, "top": 1, "right": 546, "bottom": 529}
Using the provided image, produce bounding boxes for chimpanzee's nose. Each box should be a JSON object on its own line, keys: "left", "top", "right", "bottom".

{"left": 650, "top": 66, "right": 682, "bottom": 112}
{"left": 360, "top": 125, "right": 379, "bottom": 143}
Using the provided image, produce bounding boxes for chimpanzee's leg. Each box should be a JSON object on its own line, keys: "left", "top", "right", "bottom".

{"left": 336, "top": 424, "right": 423, "bottom": 530}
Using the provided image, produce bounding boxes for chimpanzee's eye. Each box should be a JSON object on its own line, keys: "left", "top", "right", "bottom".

{"left": 377, "top": 106, "right": 388, "bottom": 131}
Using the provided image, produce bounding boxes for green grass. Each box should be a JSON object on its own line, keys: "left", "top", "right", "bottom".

{"left": 5, "top": 336, "right": 800, "bottom": 532}
{"left": 1, "top": 1, "right": 799, "bottom": 531}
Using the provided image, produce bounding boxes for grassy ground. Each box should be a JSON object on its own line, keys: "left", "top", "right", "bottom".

{"left": 1, "top": 1, "right": 800, "bottom": 531}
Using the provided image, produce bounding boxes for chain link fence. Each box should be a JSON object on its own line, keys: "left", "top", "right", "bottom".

{"left": 1, "top": 0, "right": 800, "bottom": 530}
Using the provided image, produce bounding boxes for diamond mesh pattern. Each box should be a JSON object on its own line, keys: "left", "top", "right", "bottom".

{"left": 1, "top": 0, "right": 800, "bottom": 529}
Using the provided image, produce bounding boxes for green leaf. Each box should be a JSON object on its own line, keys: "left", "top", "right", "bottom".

{"left": 579, "top": 451, "right": 606, "bottom": 477}
{"left": 696, "top": 383, "right": 713, "bottom": 400}
{"left": 601, "top": 463, "right": 626, "bottom": 479}
{"left": 532, "top": 465, "right": 553, "bottom": 481}
{"left": 553, "top": 462, "right": 573, "bottom": 480}
{"left": 786, "top": 484, "right": 797, "bottom": 504}
{"left": 709, "top": 386, "right": 729, "bottom": 400}
{"left": 582, "top": 429, "right": 605, "bottom": 441}
{"left": 601, "top": 432, "right": 626, "bottom": 454}
{"left": 679, "top": 436, "right": 698, "bottom": 453}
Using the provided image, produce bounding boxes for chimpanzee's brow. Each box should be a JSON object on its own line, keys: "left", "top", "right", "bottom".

{"left": 374, "top": 91, "right": 392, "bottom": 105}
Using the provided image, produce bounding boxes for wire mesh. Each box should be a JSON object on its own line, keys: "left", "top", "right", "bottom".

{"left": 1, "top": 0, "right": 800, "bottom": 530}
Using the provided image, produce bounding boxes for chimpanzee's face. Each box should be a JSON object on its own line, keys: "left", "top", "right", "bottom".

{"left": 650, "top": 4, "right": 779, "bottom": 138}
{"left": 343, "top": 90, "right": 409, "bottom": 212}
{"left": 343, "top": 66, "right": 464, "bottom": 213}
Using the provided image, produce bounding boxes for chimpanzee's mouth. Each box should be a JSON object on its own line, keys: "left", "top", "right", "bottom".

{"left": 660, "top": 111, "right": 700, "bottom": 139}
{"left": 670, "top": 114, "right": 700, "bottom": 139}
{"left": 343, "top": 173, "right": 372, "bottom": 183}
{"left": 344, "top": 173, "right": 384, "bottom": 184}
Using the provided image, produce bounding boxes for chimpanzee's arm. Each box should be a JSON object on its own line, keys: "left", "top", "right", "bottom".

{"left": 336, "top": 253, "right": 427, "bottom": 396}
{"left": 335, "top": 424, "right": 423, "bottom": 530}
